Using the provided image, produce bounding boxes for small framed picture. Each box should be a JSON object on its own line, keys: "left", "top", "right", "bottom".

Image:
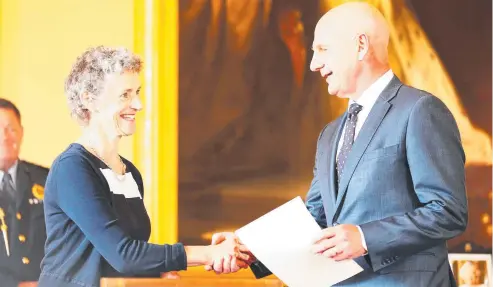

{"left": 449, "top": 253, "right": 492, "bottom": 287}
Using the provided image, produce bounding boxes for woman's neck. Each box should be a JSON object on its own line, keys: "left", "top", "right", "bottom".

{"left": 78, "top": 125, "right": 121, "bottom": 160}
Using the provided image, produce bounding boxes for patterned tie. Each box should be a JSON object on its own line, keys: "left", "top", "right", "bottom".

{"left": 336, "top": 103, "right": 363, "bottom": 183}
{"left": 0, "top": 173, "right": 15, "bottom": 205}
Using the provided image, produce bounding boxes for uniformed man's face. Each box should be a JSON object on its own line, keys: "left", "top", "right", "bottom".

{"left": 0, "top": 108, "right": 23, "bottom": 170}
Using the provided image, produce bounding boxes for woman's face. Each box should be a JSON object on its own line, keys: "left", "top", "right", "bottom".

{"left": 89, "top": 71, "right": 142, "bottom": 137}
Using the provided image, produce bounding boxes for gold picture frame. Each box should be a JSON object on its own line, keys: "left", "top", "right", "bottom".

{"left": 449, "top": 253, "right": 492, "bottom": 287}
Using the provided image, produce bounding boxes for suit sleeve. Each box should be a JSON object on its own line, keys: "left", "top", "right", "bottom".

{"left": 54, "top": 155, "right": 187, "bottom": 275}
{"left": 250, "top": 125, "right": 329, "bottom": 279}
{"left": 359, "top": 95, "right": 468, "bottom": 272}
{"left": 305, "top": 125, "right": 328, "bottom": 229}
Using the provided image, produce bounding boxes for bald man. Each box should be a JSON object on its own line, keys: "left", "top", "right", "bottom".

{"left": 249, "top": 2, "right": 467, "bottom": 286}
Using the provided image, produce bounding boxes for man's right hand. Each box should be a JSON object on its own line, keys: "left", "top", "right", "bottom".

{"left": 205, "top": 232, "right": 255, "bottom": 274}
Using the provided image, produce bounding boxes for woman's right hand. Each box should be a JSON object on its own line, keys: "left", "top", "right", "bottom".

{"left": 207, "top": 234, "right": 250, "bottom": 274}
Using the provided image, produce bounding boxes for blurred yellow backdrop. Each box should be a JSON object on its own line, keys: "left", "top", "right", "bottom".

{"left": 0, "top": 0, "right": 135, "bottom": 166}
{"left": 0, "top": 0, "right": 178, "bottom": 245}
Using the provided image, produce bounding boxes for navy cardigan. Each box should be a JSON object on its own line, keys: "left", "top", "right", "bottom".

{"left": 38, "top": 144, "right": 186, "bottom": 287}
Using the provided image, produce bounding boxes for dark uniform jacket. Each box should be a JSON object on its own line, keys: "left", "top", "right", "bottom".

{"left": 0, "top": 160, "right": 48, "bottom": 287}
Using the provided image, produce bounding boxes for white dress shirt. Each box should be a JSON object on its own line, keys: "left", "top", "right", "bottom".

{"left": 337, "top": 69, "right": 394, "bottom": 157}
{"left": 0, "top": 160, "right": 18, "bottom": 190}
{"left": 335, "top": 69, "right": 394, "bottom": 253}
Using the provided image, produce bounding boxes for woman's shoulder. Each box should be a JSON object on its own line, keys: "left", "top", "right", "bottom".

{"left": 45, "top": 144, "right": 105, "bottom": 201}
{"left": 50, "top": 143, "right": 103, "bottom": 176}
{"left": 52, "top": 143, "right": 92, "bottom": 165}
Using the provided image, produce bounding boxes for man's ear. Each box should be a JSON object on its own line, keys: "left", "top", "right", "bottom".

{"left": 357, "top": 33, "right": 369, "bottom": 61}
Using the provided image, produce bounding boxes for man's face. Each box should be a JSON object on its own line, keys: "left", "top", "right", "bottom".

{"left": 310, "top": 21, "right": 360, "bottom": 98}
{"left": 0, "top": 108, "right": 23, "bottom": 170}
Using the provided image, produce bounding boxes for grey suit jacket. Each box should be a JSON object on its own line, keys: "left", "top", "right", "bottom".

{"left": 251, "top": 76, "right": 468, "bottom": 286}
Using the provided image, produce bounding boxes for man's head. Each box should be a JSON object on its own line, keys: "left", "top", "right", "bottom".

{"left": 310, "top": 2, "right": 390, "bottom": 99}
{"left": 0, "top": 98, "right": 23, "bottom": 171}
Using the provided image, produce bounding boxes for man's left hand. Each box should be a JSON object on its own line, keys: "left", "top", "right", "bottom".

{"left": 311, "top": 224, "right": 366, "bottom": 261}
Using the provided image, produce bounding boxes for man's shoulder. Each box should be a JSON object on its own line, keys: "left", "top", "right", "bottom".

{"left": 393, "top": 84, "right": 435, "bottom": 106}
{"left": 393, "top": 84, "right": 452, "bottom": 119}
{"left": 319, "top": 114, "right": 345, "bottom": 140}
{"left": 20, "top": 160, "right": 49, "bottom": 179}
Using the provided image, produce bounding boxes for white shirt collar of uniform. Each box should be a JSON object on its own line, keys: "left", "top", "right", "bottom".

{"left": 0, "top": 160, "right": 19, "bottom": 189}
{"left": 348, "top": 69, "right": 394, "bottom": 111}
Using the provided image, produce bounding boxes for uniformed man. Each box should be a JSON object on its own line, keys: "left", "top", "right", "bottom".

{"left": 0, "top": 98, "right": 48, "bottom": 286}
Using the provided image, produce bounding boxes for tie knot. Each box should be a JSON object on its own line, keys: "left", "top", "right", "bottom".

{"left": 2, "top": 173, "right": 12, "bottom": 185}
{"left": 2, "top": 172, "right": 12, "bottom": 189}
{"left": 348, "top": 103, "right": 363, "bottom": 116}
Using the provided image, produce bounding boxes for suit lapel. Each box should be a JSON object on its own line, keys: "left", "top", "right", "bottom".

{"left": 326, "top": 114, "right": 346, "bottom": 209}
{"left": 332, "top": 77, "right": 403, "bottom": 217}
{"left": 15, "top": 161, "right": 31, "bottom": 210}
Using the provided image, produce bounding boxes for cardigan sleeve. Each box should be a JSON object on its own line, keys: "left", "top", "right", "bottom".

{"left": 53, "top": 154, "right": 187, "bottom": 275}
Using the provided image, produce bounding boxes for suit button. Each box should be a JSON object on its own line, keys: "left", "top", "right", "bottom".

{"left": 18, "top": 234, "right": 26, "bottom": 243}
{"left": 16, "top": 213, "right": 21, "bottom": 220}
{"left": 22, "top": 257, "right": 30, "bottom": 264}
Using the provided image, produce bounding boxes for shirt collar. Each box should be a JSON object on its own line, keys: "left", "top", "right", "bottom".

{"left": 349, "top": 69, "right": 394, "bottom": 109}
{"left": 0, "top": 160, "right": 19, "bottom": 188}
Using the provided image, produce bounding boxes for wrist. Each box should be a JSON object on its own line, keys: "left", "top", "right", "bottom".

{"left": 184, "top": 245, "right": 211, "bottom": 266}
{"left": 356, "top": 225, "right": 368, "bottom": 254}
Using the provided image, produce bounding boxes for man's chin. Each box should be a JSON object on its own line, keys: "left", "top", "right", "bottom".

{"left": 327, "top": 86, "right": 339, "bottom": 96}
{"left": 327, "top": 87, "right": 349, "bottom": 99}
{"left": 0, "top": 155, "right": 16, "bottom": 170}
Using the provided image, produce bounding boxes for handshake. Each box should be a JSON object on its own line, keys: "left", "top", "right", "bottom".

{"left": 203, "top": 232, "right": 256, "bottom": 274}
{"left": 162, "top": 223, "right": 366, "bottom": 279}
{"left": 163, "top": 232, "right": 256, "bottom": 279}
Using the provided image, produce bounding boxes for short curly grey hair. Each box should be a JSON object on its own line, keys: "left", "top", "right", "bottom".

{"left": 65, "top": 46, "right": 143, "bottom": 124}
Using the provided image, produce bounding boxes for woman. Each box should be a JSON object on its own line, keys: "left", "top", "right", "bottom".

{"left": 37, "top": 46, "right": 249, "bottom": 287}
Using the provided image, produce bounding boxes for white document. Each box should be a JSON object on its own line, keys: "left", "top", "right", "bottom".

{"left": 235, "top": 197, "right": 363, "bottom": 287}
